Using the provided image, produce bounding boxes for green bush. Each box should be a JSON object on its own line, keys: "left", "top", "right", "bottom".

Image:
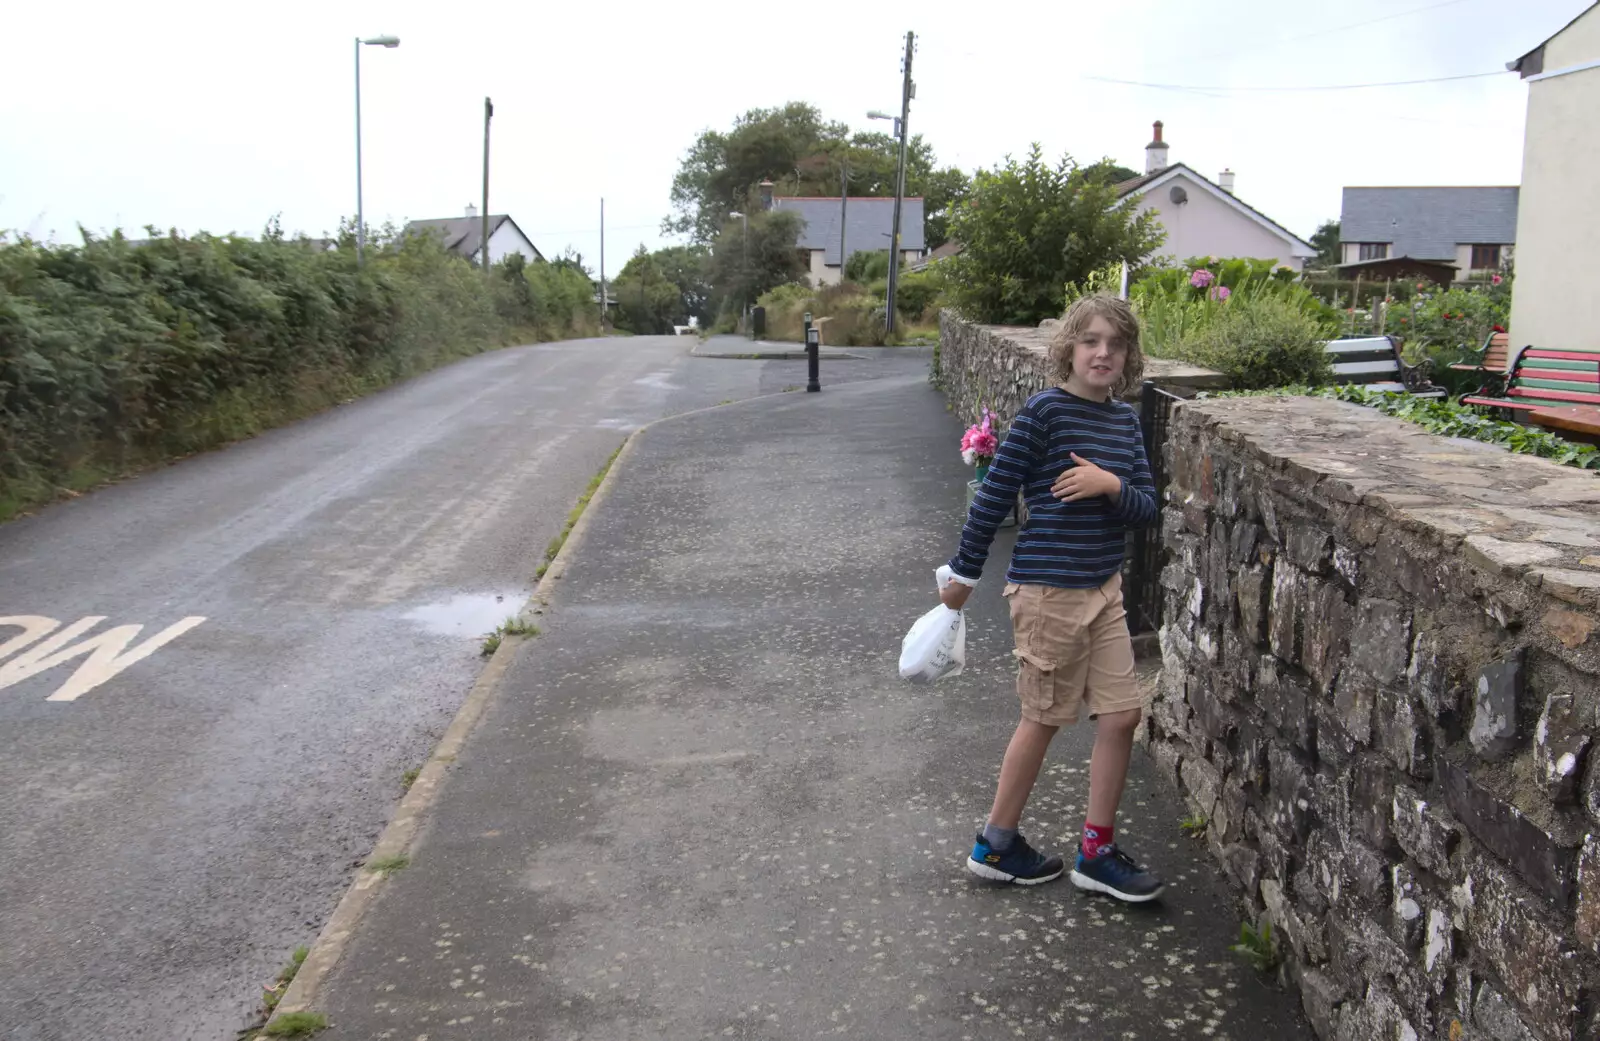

{"left": 893, "top": 268, "right": 943, "bottom": 320}
{"left": 1175, "top": 295, "right": 1334, "bottom": 389}
{"left": 943, "top": 146, "right": 1164, "bottom": 324}
{"left": 1131, "top": 258, "right": 1333, "bottom": 367}
{"left": 844, "top": 249, "right": 893, "bottom": 283}
{"left": 0, "top": 226, "right": 597, "bottom": 519}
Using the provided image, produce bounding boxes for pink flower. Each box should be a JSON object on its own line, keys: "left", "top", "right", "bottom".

{"left": 961, "top": 409, "right": 999, "bottom": 465}
{"left": 1189, "top": 269, "right": 1215, "bottom": 289}
{"left": 1210, "top": 285, "right": 1231, "bottom": 302}
{"left": 1492, "top": 274, "right": 1503, "bottom": 285}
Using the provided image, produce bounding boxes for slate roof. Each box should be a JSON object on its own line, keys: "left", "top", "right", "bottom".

{"left": 769, "top": 196, "right": 926, "bottom": 266}
{"left": 1339, "top": 187, "right": 1519, "bottom": 260}
{"left": 403, "top": 214, "right": 544, "bottom": 262}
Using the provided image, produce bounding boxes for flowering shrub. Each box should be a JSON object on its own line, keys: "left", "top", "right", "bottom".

{"left": 1190, "top": 268, "right": 1215, "bottom": 289}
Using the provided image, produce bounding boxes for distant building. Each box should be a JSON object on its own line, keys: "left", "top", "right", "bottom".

{"left": 403, "top": 206, "right": 544, "bottom": 265}
{"left": 1507, "top": 0, "right": 1600, "bottom": 350}
{"left": 765, "top": 182, "right": 927, "bottom": 286}
{"left": 1114, "top": 121, "right": 1316, "bottom": 273}
{"left": 1338, "top": 187, "right": 1518, "bottom": 280}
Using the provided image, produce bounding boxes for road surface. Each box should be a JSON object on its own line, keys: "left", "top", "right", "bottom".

{"left": 0, "top": 335, "right": 928, "bottom": 1040}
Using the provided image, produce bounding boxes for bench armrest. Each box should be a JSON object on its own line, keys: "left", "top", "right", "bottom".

{"left": 1400, "top": 356, "right": 1436, "bottom": 393}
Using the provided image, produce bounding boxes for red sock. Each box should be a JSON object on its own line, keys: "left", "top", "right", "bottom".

{"left": 1082, "top": 821, "right": 1114, "bottom": 858}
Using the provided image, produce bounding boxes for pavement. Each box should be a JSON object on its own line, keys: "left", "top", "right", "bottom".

{"left": 0, "top": 336, "right": 927, "bottom": 1041}
{"left": 306, "top": 372, "right": 1311, "bottom": 1039}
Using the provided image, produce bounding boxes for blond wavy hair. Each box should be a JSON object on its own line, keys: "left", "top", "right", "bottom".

{"left": 1048, "top": 294, "right": 1144, "bottom": 399}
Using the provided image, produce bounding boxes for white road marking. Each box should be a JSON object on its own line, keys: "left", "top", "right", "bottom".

{"left": 0, "top": 614, "right": 207, "bottom": 702}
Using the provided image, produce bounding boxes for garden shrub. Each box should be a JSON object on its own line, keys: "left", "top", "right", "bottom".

{"left": 1175, "top": 294, "right": 1333, "bottom": 389}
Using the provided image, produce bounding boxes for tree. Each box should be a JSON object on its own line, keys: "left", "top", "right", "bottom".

{"left": 1085, "top": 164, "right": 1140, "bottom": 186}
{"left": 664, "top": 102, "right": 967, "bottom": 248}
{"left": 613, "top": 246, "right": 682, "bottom": 334}
{"left": 706, "top": 210, "right": 806, "bottom": 319}
{"left": 1310, "top": 220, "right": 1341, "bottom": 269}
{"left": 650, "top": 244, "right": 713, "bottom": 324}
{"left": 943, "top": 145, "right": 1166, "bottom": 325}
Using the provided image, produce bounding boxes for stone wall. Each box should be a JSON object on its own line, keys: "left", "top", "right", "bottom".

{"left": 1151, "top": 395, "right": 1600, "bottom": 1041}
{"left": 936, "top": 310, "right": 1228, "bottom": 426}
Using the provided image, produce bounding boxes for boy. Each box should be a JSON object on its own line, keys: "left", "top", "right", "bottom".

{"left": 939, "top": 295, "right": 1164, "bottom": 902}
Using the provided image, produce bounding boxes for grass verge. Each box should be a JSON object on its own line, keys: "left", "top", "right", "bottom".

{"left": 364, "top": 854, "right": 410, "bottom": 876}
{"left": 262, "top": 1011, "right": 328, "bottom": 1037}
{"left": 533, "top": 445, "right": 625, "bottom": 581}
{"left": 480, "top": 615, "right": 541, "bottom": 658}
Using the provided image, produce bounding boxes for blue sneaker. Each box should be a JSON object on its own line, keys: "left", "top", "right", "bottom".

{"left": 1070, "top": 844, "right": 1165, "bottom": 902}
{"left": 966, "top": 833, "right": 1065, "bottom": 885}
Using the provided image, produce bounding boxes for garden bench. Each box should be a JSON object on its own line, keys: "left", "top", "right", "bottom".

{"left": 1449, "top": 331, "right": 1512, "bottom": 396}
{"left": 1323, "top": 336, "right": 1444, "bottom": 397}
{"left": 1462, "top": 346, "right": 1600, "bottom": 417}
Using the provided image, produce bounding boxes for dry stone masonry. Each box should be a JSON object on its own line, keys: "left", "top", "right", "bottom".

{"left": 1151, "top": 395, "right": 1600, "bottom": 1041}
{"left": 936, "top": 310, "right": 1227, "bottom": 425}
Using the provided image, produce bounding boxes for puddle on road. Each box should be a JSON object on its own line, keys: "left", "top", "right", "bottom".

{"left": 403, "top": 592, "right": 530, "bottom": 638}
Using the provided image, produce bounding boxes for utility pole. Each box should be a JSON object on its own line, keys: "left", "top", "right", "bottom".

{"left": 885, "top": 30, "right": 915, "bottom": 335}
{"left": 599, "top": 198, "right": 606, "bottom": 329}
{"left": 481, "top": 97, "right": 493, "bottom": 271}
{"left": 838, "top": 160, "right": 848, "bottom": 284}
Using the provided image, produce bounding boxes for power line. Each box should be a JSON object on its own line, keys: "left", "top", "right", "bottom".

{"left": 1084, "top": 69, "right": 1502, "bottom": 93}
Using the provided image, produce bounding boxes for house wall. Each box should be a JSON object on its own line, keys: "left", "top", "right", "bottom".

{"left": 809, "top": 250, "right": 841, "bottom": 287}
{"left": 1133, "top": 173, "right": 1308, "bottom": 272}
{"left": 1509, "top": 5, "right": 1600, "bottom": 352}
{"left": 487, "top": 222, "right": 539, "bottom": 266}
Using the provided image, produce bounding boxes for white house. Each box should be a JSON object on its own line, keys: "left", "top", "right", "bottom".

{"left": 1116, "top": 122, "right": 1316, "bottom": 273}
{"left": 767, "top": 187, "right": 927, "bottom": 287}
{"left": 403, "top": 206, "right": 544, "bottom": 265}
{"left": 1507, "top": 1, "right": 1600, "bottom": 350}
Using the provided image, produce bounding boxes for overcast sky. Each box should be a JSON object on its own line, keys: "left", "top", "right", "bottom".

{"left": 3, "top": 0, "right": 1583, "bottom": 270}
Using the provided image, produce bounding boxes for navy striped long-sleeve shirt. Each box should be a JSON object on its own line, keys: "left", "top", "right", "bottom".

{"left": 948, "top": 388, "right": 1158, "bottom": 588}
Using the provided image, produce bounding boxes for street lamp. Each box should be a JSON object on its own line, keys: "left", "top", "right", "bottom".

{"left": 866, "top": 109, "right": 902, "bottom": 138}
{"left": 729, "top": 210, "right": 749, "bottom": 325}
{"left": 355, "top": 34, "right": 401, "bottom": 267}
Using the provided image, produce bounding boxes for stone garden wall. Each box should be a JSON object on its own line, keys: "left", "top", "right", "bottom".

{"left": 1152, "top": 395, "right": 1600, "bottom": 1041}
{"left": 936, "top": 310, "right": 1228, "bottom": 425}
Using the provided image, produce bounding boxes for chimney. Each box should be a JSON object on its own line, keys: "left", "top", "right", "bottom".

{"left": 465, "top": 203, "right": 478, "bottom": 219}
{"left": 1218, "top": 169, "right": 1235, "bottom": 195}
{"left": 759, "top": 180, "right": 775, "bottom": 211}
{"left": 1144, "top": 120, "right": 1169, "bottom": 174}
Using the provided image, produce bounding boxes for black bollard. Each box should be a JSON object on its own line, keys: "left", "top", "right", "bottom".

{"left": 806, "top": 325, "right": 821, "bottom": 392}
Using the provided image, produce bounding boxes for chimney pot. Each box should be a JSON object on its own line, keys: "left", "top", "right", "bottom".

{"left": 759, "top": 180, "right": 775, "bottom": 211}
{"left": 1144, "top": 120, "right": 1170, "bottom": 175}
{"left": 465, "top": 203, "right": 478, "bottom": 218}
{"left": 1218, "top": 169, "right": 1235, "bottom": 195}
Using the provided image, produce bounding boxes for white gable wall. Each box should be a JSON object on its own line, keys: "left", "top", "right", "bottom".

{"left": 1130, "top": 172, "right": 1308, "bottom": 272}
{"left": 1508, "top": 4, "right": 1600, "bottom": 350}
{"left": 487, "top": 221, "right": 540, "bottom": 265}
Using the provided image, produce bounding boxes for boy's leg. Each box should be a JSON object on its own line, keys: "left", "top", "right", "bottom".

{"left": 986, "top": 718, "right": 1059, "bottom": 829}
{"left": 1068, "top": 574, "right": 1165, "bottom": 901}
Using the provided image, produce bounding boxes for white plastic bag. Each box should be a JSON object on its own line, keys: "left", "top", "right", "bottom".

{"left": 898, "top": 568, "right": 968, "bottom": 682}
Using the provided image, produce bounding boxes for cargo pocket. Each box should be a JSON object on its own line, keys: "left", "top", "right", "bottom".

{"left": 1015, "top": 650, "right": 1058, "bottom": 718}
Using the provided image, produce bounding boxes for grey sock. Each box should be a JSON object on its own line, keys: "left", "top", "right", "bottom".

{"left": 982, "top": 823, "right": 1018, "bottom": 851}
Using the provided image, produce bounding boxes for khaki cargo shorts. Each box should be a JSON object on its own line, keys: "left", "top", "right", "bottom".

{"left": 1003, "top": 573, "right": 1143, "bottom": 727}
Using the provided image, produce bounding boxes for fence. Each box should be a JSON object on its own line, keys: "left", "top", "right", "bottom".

{"left": 1123, "top": 381, "right": 1186, "bottom": 634}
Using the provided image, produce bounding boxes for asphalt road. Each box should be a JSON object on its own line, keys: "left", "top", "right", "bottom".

{"left": 0, "top": 335, "right": 930, "bottom": 1041}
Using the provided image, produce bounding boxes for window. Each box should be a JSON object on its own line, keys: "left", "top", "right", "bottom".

{"left": 1358, "top": 242, "right": 1389, "bottom": 261}
{"left": 1471, "top": 244, "right": 1502, "bottom": 270}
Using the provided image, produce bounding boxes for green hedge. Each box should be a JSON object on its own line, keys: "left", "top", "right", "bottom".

{"left": 0, "top": 227, "right": 598, "bottom": 519}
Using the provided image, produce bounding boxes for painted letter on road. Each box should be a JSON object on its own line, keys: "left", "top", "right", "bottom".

{"left": 0, "top": 615, "right": 207, "bottom": 702}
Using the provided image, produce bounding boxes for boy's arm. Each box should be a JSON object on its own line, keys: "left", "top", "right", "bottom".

{"left": 947, "top": 406, "right": 1045, "bottom": 585}
{"left": 1108, "top": 414, "right": 1158, "bottom": 528}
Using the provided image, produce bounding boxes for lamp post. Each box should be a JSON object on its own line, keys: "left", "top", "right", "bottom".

{"left": 355, "top": 34, "right": 400, "bottom": 267}
{"left": 729, "top": 210, "right": 749, "bottom": 327}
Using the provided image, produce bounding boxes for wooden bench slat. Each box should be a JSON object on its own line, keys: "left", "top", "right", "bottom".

{"left": 1520, "top": 358, "right": 1600, "bottom": 372}
{"left": 1507, "top": 387, "right": 1600, "bottom": 404}
{"left": 1520, "top": 378, "right": 1600, "bottom": 394}
{"left": 1524, "top": 349, "right": 1600, "bottom": 362}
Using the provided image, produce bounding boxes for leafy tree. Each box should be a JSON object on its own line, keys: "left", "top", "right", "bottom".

{"left": 651, "top": 244, "right": 713, "bottom": 324}
{"left": 943, "top": 145, "right": 1166, "bottom": 324}
{"left": 1310, "top": 220, "right": 1341, "bottom": 268}
{"left": 706, "top": 210, "right": 806, "bottom": 319}
{"left": 1086, "top": 164, "right": 1140, "bottom": 186}
{"left": 613, "top": 246, "right": 682, "bottom": 334}
{"left": 664, "top": 102, "right": 967, "bottom": 250}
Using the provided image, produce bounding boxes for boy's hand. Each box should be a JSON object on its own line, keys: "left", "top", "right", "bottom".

{"left": 940, "top": 582, "right": 972, "bottom": 611}
{"left": 1052, "top": 454, "right": 1122, "bottom": 502}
